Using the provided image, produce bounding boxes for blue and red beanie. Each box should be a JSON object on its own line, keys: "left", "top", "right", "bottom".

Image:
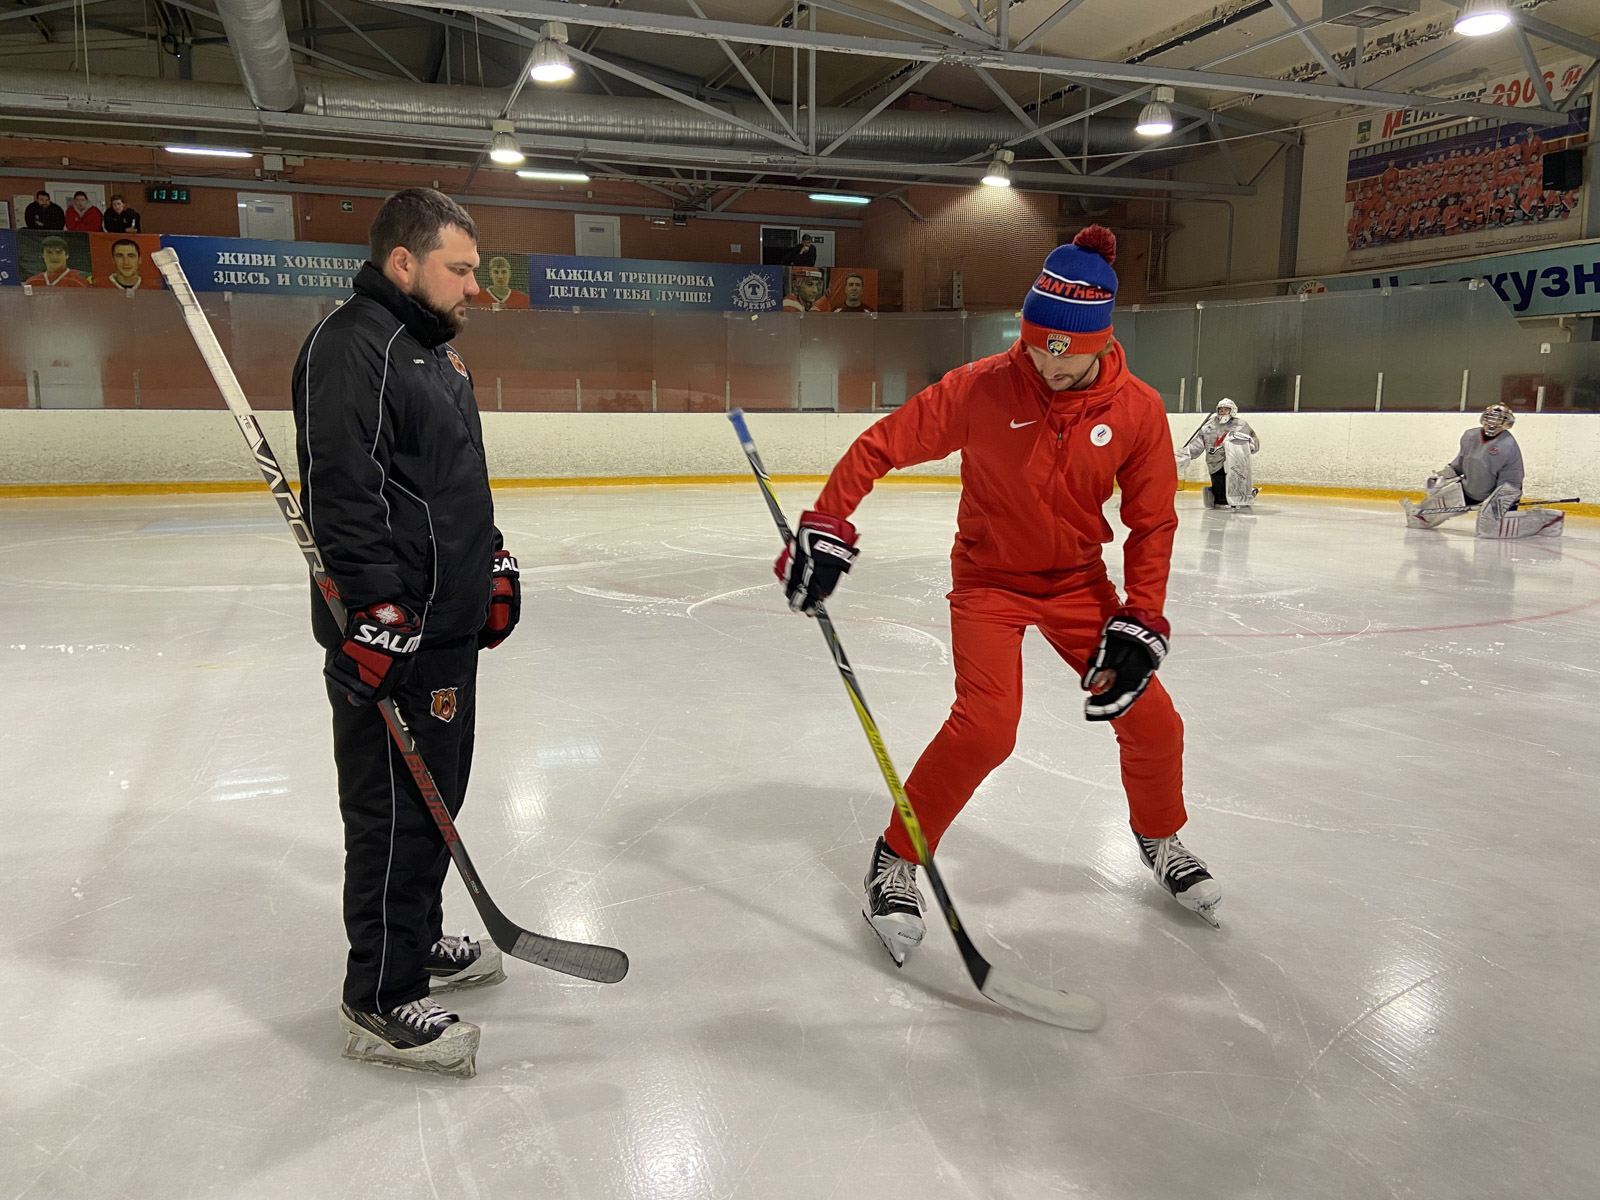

{"left": 1020, "top": 225, "right": 1118, "bottom": 357}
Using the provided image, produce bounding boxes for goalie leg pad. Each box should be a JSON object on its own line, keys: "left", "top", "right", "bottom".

{"left": 1478, "top": 507, "right": 1564, "bottom": 540}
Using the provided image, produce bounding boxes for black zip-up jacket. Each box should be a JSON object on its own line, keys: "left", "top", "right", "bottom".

{"left": 292, "top": 263, "right": 500, "bottom": 650}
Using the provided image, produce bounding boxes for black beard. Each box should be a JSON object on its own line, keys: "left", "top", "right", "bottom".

{"left": 410, "top": 278, "right": 467, "bottom": 337}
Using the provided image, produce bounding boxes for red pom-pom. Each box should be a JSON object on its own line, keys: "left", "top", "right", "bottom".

{"left": 1073, "top": 224, "right": 1117, "bottom": 265}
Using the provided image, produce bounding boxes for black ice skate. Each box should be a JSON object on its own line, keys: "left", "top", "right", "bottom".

{"left": 339, "top": 998, "right": 480, "bottom": 1078}
{"left": 1135, "top": 831, "right": 1222, "bottom": 928}
{"left": 862, "top": 836, "right": 926, "bottom": 966}
{"left": 427, "top": 933, "right": 506, "bottom": 993}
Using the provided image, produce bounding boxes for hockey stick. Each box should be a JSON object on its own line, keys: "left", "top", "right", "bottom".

{"left": 151, "top": 248, "right": 627, "bottom": 986}
{"left": 727, "top": 410, "right": 1104, "bottom": 1033}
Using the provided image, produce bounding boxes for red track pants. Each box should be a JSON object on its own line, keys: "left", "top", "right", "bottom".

{"left": 885, "top": 575, "right": 1187, "bottom": 861}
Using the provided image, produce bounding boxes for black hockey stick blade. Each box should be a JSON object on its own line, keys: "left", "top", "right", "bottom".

{"left": 153, "top": 246, "right": 627, "bottom": 986}
{"left": 728, "top": 410, "right": 1103, "bottom": 1032}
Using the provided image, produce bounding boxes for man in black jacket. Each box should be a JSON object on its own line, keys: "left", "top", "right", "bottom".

{"left": 292, "top": 188, "right": 521, "bottom": 1078}
{"left": 24, "top": 189, "right": 66, "bottom": 230}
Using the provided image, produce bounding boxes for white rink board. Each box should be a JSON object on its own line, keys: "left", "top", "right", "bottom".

{"left": 1, "top": 409, "right": 1597, "bottom": 498}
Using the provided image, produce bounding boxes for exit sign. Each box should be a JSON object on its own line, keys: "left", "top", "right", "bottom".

{"left": 145, "top": 185, "right": 191, "bottom": 204}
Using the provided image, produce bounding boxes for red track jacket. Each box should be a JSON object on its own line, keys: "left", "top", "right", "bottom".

{"left": 814, "top": 340, "right": 1178, "bottom": 615}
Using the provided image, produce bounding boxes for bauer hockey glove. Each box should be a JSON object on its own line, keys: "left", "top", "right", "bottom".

{"left": 1081, "top": 608, "right": 1170, "bottom": 722}
{"left": 326, "top": 601, "right": 422, "bottom": 707}
{"left": 478, "top": 550, "right": 521, "bottom": 650}
{"left": 775, "top": 510, "right": 859, "bottom": 616}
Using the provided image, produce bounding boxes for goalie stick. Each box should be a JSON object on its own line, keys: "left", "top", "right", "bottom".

{"left": 151, "top": 248, "right": 627, "bottom": 986}
{"left": 727, "top": 409, "right": 1104, "bottom": 1033}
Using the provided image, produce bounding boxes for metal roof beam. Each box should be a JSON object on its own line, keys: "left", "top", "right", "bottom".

{"left": 818, "top": 59, "right": 936, "bottom": 156}
{"left": 1517, "top": 14, "right": 1600, "bottom": 63}
{"left": 972, "top": 64, "right": 1079, "bottom": 173}
{"left": 375, "top": 0, "right": 1569, "bottom": 125}
{"left": 683, "top": 0, "right": 799, "bottom": 142}
{"left": 0, "top": 0, "right": 117, "bottom": 22}
{"left": 559, "top": 40, "right": 808, "bottom": 153}
{"left": 1512, "top": 25, "right": 1557, "bottom": 111}
{"left": 1013, "top": 0, "right": 1089, "bottom": 55}
{"left": 1266, "top": 0, "right": 1349, "bottom": 86}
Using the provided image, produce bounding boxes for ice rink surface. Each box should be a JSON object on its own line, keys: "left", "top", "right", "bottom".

{"left": 3, "top": 484, "right": 1597, "bottom": 1200}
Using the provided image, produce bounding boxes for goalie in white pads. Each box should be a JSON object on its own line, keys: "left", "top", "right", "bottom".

{"left": 1176, "top": 398, "right": 1260, "bottom": 510}
{"left": 1401, "top": 404, "right": 1562, "bottom": 539}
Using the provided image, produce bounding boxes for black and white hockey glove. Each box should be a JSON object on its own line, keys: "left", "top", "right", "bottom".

{"left": 477, "top": 550, "right": 521, "bottom": 650}
{"left": 1081, "top": 608, "right": 1170, "bottom": 722}
{"left": 774, "top": 510, "right": 859, "bottom": 616}
{"left": 326, "top": 601, "right": 422, "bottom": 707}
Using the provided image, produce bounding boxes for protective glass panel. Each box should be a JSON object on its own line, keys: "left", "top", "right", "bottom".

{"left": 727, "top": 312, "right": 799, "bottom": 412}
{"left": 1297, "top": 293, "right": 1384, "bottom": 411}
{"left": 1195, "top": 298, "right": 1303, "bottom": 414}
{"left": 872, "top": 314, "right": 968, "bottom": 409}
{"left": 652, "top": 313, "right": 728, "bottom": 413}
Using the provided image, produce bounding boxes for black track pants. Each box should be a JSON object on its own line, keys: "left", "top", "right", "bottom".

{"left": 326, "top": 640, "right": 478, "bottom": 1013}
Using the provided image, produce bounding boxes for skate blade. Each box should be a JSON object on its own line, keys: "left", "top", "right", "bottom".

{"left": 429, "top": 964, "right": 508, "bottom": 994}
{"left": 340, "top": 1021, "right": 480, "bottom": 1079}
{"left": 1184, "top": 900, "right": 1222, "bottom": 930}
{"left": 861, "top": 910, "right": 920, "bottom": 968}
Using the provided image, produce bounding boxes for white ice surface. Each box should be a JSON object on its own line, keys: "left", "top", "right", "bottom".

{"left": 2, "top": 487, "right": 1597, "bottom": 1200}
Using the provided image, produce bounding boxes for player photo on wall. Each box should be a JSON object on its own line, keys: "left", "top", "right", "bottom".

{"left": 782, "top": 265, "right": 831, "bottom": 311}
{"left": 828, "top": 269, "right": 877, "bottom": 313}
{"left": 18, "top": 229, "right": 93, "bottom": 287}
{"left": 471, "top": 252, "right": 531, "bottom": 310}
{"left": 90, "top": 233, "right": 163, "bottom": 291}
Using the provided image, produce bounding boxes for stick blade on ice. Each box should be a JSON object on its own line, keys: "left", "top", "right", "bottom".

{"left": 980, "top": 970, "right": 1106, "bottom": 1032}
{"left": 509, "top": 931, "right": 629, "bottom": 984}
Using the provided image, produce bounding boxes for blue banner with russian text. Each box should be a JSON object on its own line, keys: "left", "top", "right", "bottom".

{"left": 1296, "top": 240, "right": 1600, "bottom": 318}
{"left": 159, "top": 235, "right": 369, "bottom": 294}
{"left": 527, "top": 253, "right": 782, "bottom": 312}
{"left": 0, "top": 229, "right": 17, "bottom": 288}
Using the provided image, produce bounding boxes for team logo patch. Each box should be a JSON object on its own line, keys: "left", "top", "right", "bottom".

{"left": 1045, "top": 333, "right": 1072, "bottom": 356}
{"left": 445, "top": 348, "right": 469, "bottom": 378}
{"left": 1090, "top": 423, "right": 1113, "bottom": 447}
{"left": 430, "top": 687, "right": 458, "bottom": 723}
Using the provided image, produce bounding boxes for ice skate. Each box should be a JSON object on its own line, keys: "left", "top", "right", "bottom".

{"left": 427, "top": 933, "right": 505, "bottom": 993}
{"left": 1134, "top": 831, "right": 1222, "bottom": 928}
{"left": 339, "top": 998, "right": 480, "bottom": 1078}
{"left": 862, "top": 836, "right": 925, "bottom": 966}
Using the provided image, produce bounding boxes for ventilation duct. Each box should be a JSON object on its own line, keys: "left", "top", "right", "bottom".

{"left": 0, "top": 69, "right": 1203, "bottom": 163}
{"left": 213, "top": 0, "right": 302, "bottom": 112}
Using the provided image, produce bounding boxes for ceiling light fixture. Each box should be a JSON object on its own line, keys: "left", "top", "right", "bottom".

{"left": 1135, "top": 87, "right": 1176, "bottom": 137}
{"left": 488, "top": 120, "right": 525, "bottom": 166}
{"left": 165, "top": 145, "right": 253, "bottom": 158}
{"left": 529, "top": 21, "right": 575, "bottom": 83}
{"left": 1453, "top": 0, "right": 1512, "bottom": 37}
{"left": 517, "top": 168, "right": 591, "bottom": 183}
{"left": 809, "top": 192, "right": 871, "bottom": 205}
{"left": 982, "top": 148, "right": 1014, "bottom": 188}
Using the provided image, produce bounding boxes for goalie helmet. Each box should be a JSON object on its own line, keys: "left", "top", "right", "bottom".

{"left": 1481, "top": 403, "right": 1514, "bottom": 435}
{"left": 1215, "top": 398, "right": 1238, "bottom": 421}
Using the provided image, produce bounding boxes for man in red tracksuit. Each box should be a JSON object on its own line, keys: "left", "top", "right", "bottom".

{"left": 775, "top": 226, "right": 1221, "bottom": 964}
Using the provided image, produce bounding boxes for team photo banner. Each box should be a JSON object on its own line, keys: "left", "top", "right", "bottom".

{"left": 159, "top": 235, "right": 368, "bottom": 294}
{"left": 527, "top": 254, "right": 783, "bottom": 312}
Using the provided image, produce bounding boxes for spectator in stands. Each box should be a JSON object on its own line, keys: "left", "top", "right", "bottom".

{"left": 64, "top": 191, "right": 103, "bottom": 232}
{"left": 24, "top": 190, "right": 65, "bottom": 230}
{"left": 789, "top": 234, "right": 817, "bottom": 266}
{"left": 102, "top": 194, "right": 142, "bottom": 233}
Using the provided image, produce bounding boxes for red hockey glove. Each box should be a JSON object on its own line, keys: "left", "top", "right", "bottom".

{"left": 326, "top": 601, "right": 422, "bottom": 707}
{"left": 1081, "top": 608, "right": 1169, "bottom": 721}
{"left": 774, "top": 511, "right": 858, "bottom": 616}
{"left": 478, "top": 550, "right": 521, "bottom": 650}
